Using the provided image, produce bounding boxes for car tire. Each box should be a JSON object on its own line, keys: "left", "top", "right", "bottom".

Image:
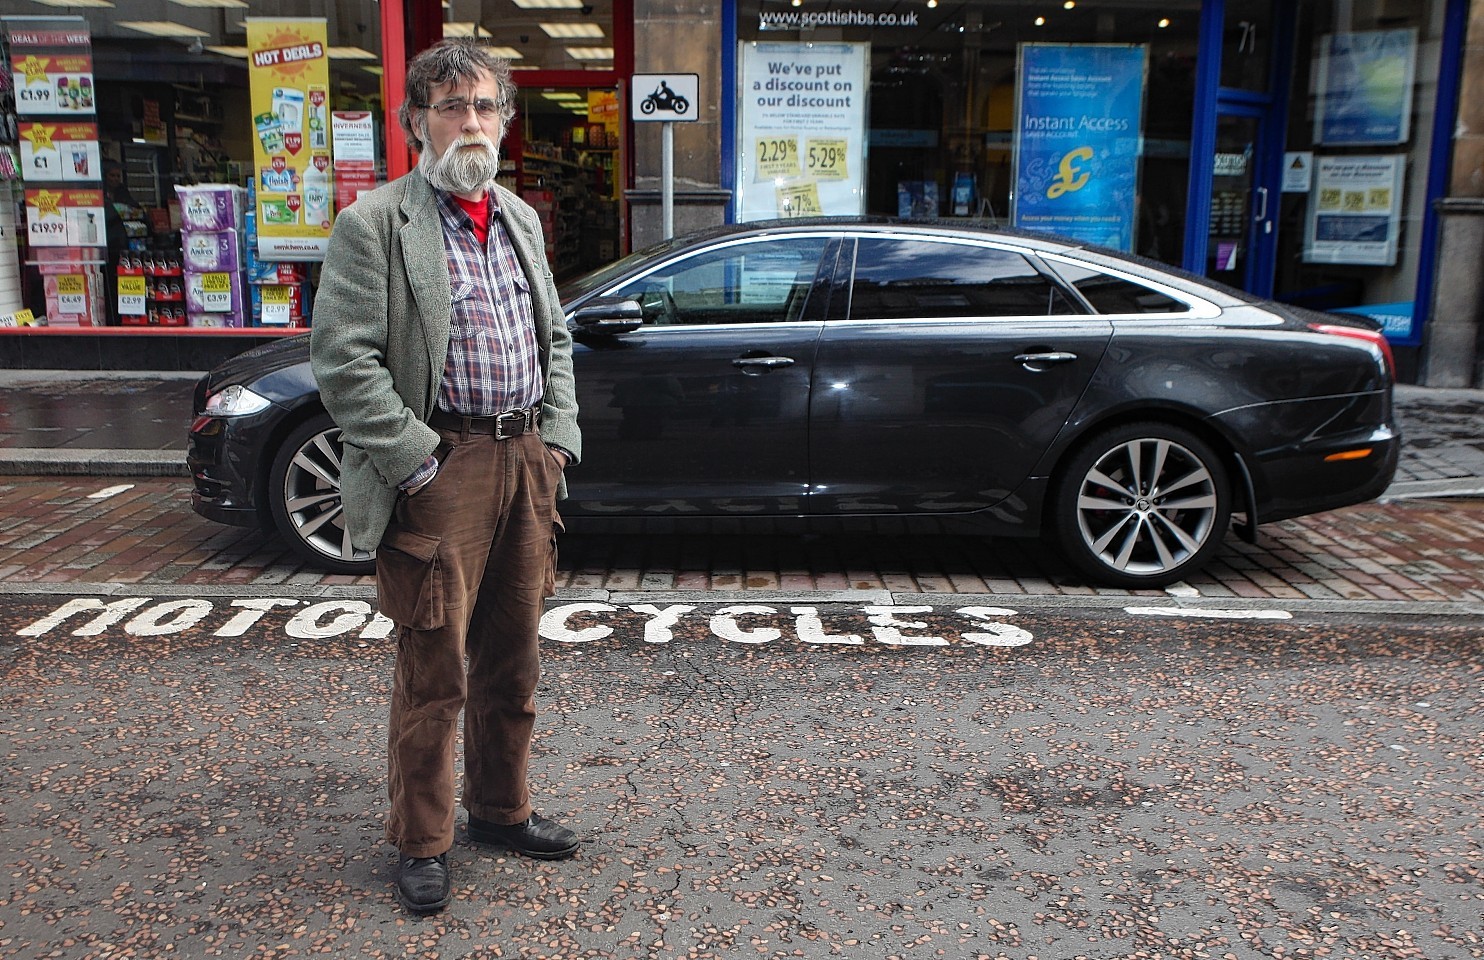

{"left": 267, "top": 412, "right": 376, "bottom": 575}
{"left": 1050, "top": 422, "right": 1232, "bottom": 588}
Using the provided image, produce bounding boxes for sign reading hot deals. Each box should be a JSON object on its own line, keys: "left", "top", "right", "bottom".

{"left": 246, "top": 18, "right": 334, "bottom": 261}
{"left": 1013, "top": 43, "right": 1147, "bottom": 252}
{"left": 737, "top": 42, "right": 867, "bottom": 222}
{"left": 1304, "top": 154, "right": 1404, "bottom": 267}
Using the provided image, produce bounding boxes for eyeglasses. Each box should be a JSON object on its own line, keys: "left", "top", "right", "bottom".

{"left": 422, "top": 96, "right": 505, "bottom": 120}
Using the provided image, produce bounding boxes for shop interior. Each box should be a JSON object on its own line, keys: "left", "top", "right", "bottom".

{"left": 1, "top": 0, "right": 623, "bottom": 333}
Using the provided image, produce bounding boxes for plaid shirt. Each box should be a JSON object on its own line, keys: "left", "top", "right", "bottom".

{"left": 434, "top": 189, "right": 542, "bottom": 416}
{"left": 399, "top": 190, "right": 544, "bottom": 490}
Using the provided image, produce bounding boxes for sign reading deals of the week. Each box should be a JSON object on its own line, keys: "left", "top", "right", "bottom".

{"left": 246, "top": 18, "right": 334, "bottom": 261}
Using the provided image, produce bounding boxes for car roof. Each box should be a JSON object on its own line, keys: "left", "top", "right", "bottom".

{"left": 625, "top": 218, "right": 1258, "bottom": 307}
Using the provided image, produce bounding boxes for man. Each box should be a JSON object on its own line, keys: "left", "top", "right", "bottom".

{"left": 310, "top": 38, "right": 582, "bottom": 915}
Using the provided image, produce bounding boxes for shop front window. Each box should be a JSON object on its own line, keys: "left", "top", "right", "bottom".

{"left": 1271, "top": 0, "right": 1444, "bottom": 347}
{"left": 737, "top": 0, "right": 1199, "bottom": 268}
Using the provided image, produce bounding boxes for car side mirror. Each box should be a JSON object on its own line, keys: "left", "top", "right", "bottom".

{"left": 570, "top": 297, "right": 644, "bottom": 335}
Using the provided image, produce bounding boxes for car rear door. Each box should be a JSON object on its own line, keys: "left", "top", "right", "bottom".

{"left": 808, "top": 233, "right": 1112, "bottom": 515}
{"left": 566, "top": 234, "right": 837, "bottom": 516}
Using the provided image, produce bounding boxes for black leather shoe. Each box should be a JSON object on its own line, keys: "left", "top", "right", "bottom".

{"left": 467, "top": 812, "right": 579, "bottom": 860}
{"left": 396, "top": 852, "right": 451, "bottom": 913}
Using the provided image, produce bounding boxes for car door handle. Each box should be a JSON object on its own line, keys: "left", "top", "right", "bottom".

{"left": 732, "top": 356, "right": 795, "bottom": 369}
{"left": 1014, "top": 351, "right": 1078, "bottom": 368}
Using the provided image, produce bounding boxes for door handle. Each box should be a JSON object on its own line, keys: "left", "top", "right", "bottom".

{"left": 1253, "top": 186, "right": 1268, "bottom": 222}
{"left": 732, "top": 356, "right": 795, "bottom": 369}
{"left": 1013, "top": 351, "right": 1077, "bottom": 369}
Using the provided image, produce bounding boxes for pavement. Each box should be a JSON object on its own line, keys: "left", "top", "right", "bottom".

{"left": 0, "top": 370, "right": 1481, "bottom": 608}
{"left": 0, "top": 369, "right": 1480, "bottom": 495}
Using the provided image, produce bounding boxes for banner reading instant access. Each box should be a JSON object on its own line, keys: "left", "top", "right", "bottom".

{"left": 1013, "top": 43, "right": 1146, "bottom": 252}
{"left": 246, "top": 18, "right": 334, "bottom": 261}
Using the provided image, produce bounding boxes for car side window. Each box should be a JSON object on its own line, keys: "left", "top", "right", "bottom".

{"left": 608, "top": 237, "right": 830, "bottom": 327}
{"left": 846, "top": 238, "right": 1078, "bottom": 320}
{"left": 1051, "top": 261, "right": 1190, "bottom": 314}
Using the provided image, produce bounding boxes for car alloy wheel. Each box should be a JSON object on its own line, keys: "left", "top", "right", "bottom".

{"left": 267, "top": 412, "right": 376, "bottom": 575}
{"left": 1051, "top": 422, "right": 1232, "bottom": 588}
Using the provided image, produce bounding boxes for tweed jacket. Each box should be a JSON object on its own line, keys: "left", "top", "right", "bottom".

{"left": 309, "top": 168, "right": 581, "bottom": 552}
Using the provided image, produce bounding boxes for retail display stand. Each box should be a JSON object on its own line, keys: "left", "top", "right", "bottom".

{"left": 2, "top": 16, "right": 107, "bottom": 327}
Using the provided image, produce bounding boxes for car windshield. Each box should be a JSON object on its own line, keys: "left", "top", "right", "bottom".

{"left": 559, "top": 237, "right": 688, "bottom": 303}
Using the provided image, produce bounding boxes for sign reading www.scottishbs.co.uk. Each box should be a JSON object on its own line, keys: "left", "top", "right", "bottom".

{"left": 15, "top": 598, "right": 1033, "bottom": 648}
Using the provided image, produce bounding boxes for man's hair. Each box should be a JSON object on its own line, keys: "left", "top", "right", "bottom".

{"left": 398, "top": 38, "right": 517, "bottom": 152}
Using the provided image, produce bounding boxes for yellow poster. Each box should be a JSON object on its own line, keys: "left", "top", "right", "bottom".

{"left": 247, "top": 18, "right": 333, "bottom": 261}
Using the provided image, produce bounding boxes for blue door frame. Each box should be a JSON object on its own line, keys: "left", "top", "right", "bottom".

{"left": 1182, "top": 0, "right": 1293, "bottom": 298}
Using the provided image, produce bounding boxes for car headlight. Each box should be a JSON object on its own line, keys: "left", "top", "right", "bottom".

{"left": 204, "top": 384, "right": 273, "bottom": 417}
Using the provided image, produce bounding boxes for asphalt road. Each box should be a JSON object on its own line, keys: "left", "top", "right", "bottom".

{"left": 3, "top": 594, "right": 1480, "bottom": 959}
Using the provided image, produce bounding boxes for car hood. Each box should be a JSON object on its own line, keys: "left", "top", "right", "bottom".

{"left": 207, "top": 333, "right": 312, "bottom": 391}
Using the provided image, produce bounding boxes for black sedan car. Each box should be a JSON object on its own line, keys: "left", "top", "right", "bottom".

{"left": 188, "top": 220, "right": 1398, "bottom": 588}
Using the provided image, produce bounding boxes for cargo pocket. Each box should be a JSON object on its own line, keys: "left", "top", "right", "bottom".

{"left": 376, "top": 527, "right": 445, "bottom": 630}
{"left": 542, "top": 513, "right": 565, "bottom": 598}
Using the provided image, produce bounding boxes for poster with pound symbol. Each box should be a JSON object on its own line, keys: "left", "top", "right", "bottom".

{"left": 1012, "top": 43, "right": 1146, "bottom": 252}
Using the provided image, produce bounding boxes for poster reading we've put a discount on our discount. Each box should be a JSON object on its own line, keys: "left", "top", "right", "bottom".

{"left": 737, "top": 42, "right": 867, "bottom": 222}
{"left": 246, "top": 18, "right": 334, "bottom": 261}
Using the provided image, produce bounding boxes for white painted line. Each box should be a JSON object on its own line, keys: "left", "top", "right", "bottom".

{"left": 1126, "top": 606, "right": 1293, "bottom": 620}
{"left": 88, "top": 484, "right": 135, "bottom": 500}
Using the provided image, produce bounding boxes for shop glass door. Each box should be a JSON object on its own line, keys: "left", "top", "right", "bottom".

{"left": 1206, "top": 109, "right": 1277, "bottom": 293}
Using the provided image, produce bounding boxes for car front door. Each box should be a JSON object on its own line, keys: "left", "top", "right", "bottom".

{"left": 566, "top": 234, "right": 835, "bottom": 516}
{"left": 809, "top": 234, "right": 1113, "bottom": 516}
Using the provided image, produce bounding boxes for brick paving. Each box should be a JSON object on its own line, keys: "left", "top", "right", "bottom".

{"left": 0, "top": 374, "right": 1480, "bottom": 602}
{"left": 0, "top": 474, "right": 1480, "bottom": 603}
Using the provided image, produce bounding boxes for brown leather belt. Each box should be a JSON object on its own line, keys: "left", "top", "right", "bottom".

{"left": 429, "top": 406, "right": 538, "bottom": 440}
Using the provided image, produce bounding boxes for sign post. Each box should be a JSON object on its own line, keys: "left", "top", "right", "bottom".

{"left": 631, "top": 73, "right": 699, "bottom": 239}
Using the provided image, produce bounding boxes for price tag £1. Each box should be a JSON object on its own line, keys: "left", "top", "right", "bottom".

{"left": 804, "top": 139, "right": 849, "bottom": 180}
{"left": 117, "top": 274, "right": 147, "bottom": 316}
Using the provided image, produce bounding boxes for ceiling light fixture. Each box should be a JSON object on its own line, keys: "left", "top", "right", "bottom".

{"left": 168, "top": 0, "right": 249, "bottom": 8}
{"left": 1034, "top": 16, "right": 1045, "bottom": 25}
{"left": 25, "top": 0, "right": 114, "bottom": 6}
{"left": 117, "top": 21, "right": 210, "bottom": 38}
{"left": 511, "top": 0, "right": 585, "bottom": 7}
{"left": 1158, "top": 18, "right": 1171, "bottom": 28}
{"left": 540, "top": 22, "right": 605, "bottom": 38}
{"left": 565, "top": 46, "right": 614, "bottom": 60}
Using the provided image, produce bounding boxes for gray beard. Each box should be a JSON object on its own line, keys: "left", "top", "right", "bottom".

{"left": 421, "top": 137, "right": 501, "bottom": 195}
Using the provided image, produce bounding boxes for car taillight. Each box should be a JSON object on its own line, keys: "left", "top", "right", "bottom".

{"left": 1309, "top": 323, "right": 1395, "bottom": 381}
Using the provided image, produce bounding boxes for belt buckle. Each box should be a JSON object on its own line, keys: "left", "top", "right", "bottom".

{"left": 492, "top": 408, "right": 526, "bottom": 440}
